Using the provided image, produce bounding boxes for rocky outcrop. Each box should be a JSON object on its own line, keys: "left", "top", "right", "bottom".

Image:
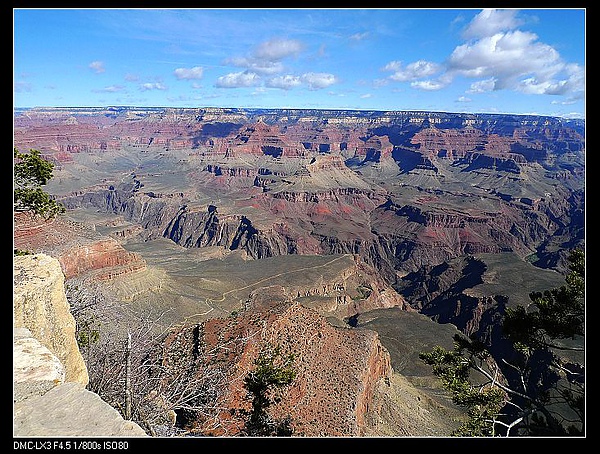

{"left": 246, "top": 251, "right": 409, "bottom": 320}
{"left": 13, "top": 105, "right": 584, "bottom": 438}
{"left": 14, "top": 212, "right": 147, "bottom": 281}
{"left": 14, "top": 327, "right": 66, "bottom": 402}
{"left": 59, "top": 164, "right": 582, "bottom": 284}
{"left": 395, "top": 252, "right": 567, "bottom": 341}
{"left": 32, "top": 106, "right": 582, "bottom": 281}
{"left": 14, "top": 381, "right": 147, "bottom": 437}
{"left": 58, "top": 239, "right": 146, "bottom": 281}
{"left": 13, "top": 253, "right": 147, "bottom": 437}
{"left": 157, "top": 297, "right": 394, "bottom": 436}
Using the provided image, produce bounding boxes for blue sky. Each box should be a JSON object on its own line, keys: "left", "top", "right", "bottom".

{"left": 13, "top": 8, "right": 585, "bottom": 118}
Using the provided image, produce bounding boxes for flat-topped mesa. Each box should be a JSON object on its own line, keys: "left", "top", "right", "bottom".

{"left": 282, "top": 153, "right": 374, "bottom": 191}
{"left": 215, "top": 119, "right": 310, "bottom": 158}
{"left": 15, "top": 107, "right": 583, "bottom": 162}
{"left": 356, "top": 134, "right": 395, "bottom": 162}
{"left": 279, "top": 122, "right": 367, "bottom": 154}
{"left": 410, "top": 126, "right": 491, "bottom": 159}
{"left": 20, "top": 106, "right": 583, "bottom": 279}
{"left": 203, "top": 164, "right": 256, "bottom": 178}
{"left": 13, "top": 122, "right": 122, "bottom": 154}
{"left": 306, "top": 153, "right": 348, "bottom": 172}
{"left": 409, "top": 126, "right": 537, "bottom": 161}
{"left": 270, "top": 187, "right": 376, "bottom": 204}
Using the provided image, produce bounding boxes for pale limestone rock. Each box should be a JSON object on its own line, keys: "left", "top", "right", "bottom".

{"left": 13, "top": 253, "right": 88, "bottom": 386}
{"left": 14, "top": 383, "right": 148, "bottom": 437}
{"left": 13, "top": 328, "right": 65, "bottom": 403}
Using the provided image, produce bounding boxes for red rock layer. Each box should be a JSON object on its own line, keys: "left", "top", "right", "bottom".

{"left": 13, "top": 212, "right": 146, "bottom": 281}
{"left": 162, "top": 298, "right": 393, "bottom": 436}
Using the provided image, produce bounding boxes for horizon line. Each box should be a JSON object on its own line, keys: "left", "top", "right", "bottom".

{"left": 13, "top": 105, "right": 585, "bottom": 121}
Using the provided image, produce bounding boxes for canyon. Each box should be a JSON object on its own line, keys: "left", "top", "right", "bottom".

{"left": 13, "top": 106, "right": 585, "bottom": 436}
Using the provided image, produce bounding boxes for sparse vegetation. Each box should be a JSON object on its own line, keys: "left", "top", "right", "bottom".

{"left": 65, "top": 282, "right": 102, "bottom": 351}
{"left": 356, "top": 284, "right": 373, "bottom": 299}
{"left": 67, "top": 279, "right": 233, "bottom": 436}
{"left": 14, "top": 106, "right": 584, "bottom": 437}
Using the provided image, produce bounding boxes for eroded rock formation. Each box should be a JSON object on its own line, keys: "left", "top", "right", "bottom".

{"left": 13, "top": 106, "right": 584, "bottom": 437}
{"left": 157, "top": 296, "right": 394, "bottom": 436}
{"left": 14, "top": 212, "right": 147, "bottom": 281}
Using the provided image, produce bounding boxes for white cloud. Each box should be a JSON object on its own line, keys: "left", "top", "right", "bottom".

{"left": 516, "top": 70, "right": 584, "bottom": 96}
{"left": 174, "top": 66, "right": 204, "bottom": 80}
{"left": 383, "top": 61, "right": 402, "bottom": 72}
{"left": 94, "top": 85, "right": 125, "bottom": 93}
{"left": 227, "top": 57, "right": 284, "bottom": 75}
{"left": 376, "top": 8, "right": 583, "bottom": 105}
{"left": 259, "top": 71, "right": 340, "bottom": 91}
{"left": 301, "top": 72, "right": 338, "bottom": 90}
{"left": 89, "top": 61, "right": 105, "bottom": 74}
{"left": 410, "top": 80, "right": 445, "bottom": 91}
{"left": 222, "top": 38, "right": 304, "bottom": 81}
{"left": 216, "top": 37, "right": 342, "bottom": 93}
{"left": 449, "top": 31, "right": 560, "bottom": 78}
{"left": 448, "top": 29, "right": 582, "bottom": 97}
{"left": 215, "top": 71, "right": 260, "bottom": 88}
{"left": 467, "top": 78, "right": 497, "bottom": 94}
{"left": 140, "top": 82, "right": 167, "bottom": 91}
{"left": 350, "top": 32, "right": 369, "bottom": 41}
{"left": 266, "top": 75, "right": 302, "bottom": 90}
{"left": 551, "top": 99, "right": 574, "bottom": 105}
{"left": 462, "top": 9, "right": 522, "bottom": 39}
{"left": 254, "top": 38, "right": 303, "bottom": 61}
{"left": 383, "top": 60, "right": 441, "bottom": 82}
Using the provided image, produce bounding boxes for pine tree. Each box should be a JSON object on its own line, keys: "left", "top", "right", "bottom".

{"left": 242, "top": 344, "right": 296, "bottom": 436}
{"left": 14, "top": 148, "right": 65, "bottom": 219}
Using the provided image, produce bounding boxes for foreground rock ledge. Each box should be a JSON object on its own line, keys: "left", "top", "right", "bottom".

{"left": 14, "top": 382, "right": 147, "bottom": 437}
{"left": 13, "top": 253, "right": 147, "bottom": 437}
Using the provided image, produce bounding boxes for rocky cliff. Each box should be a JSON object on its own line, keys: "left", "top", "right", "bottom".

{"left": 35, "top": 106, "right": 581, "bottom": 285}
{"left": 14, "top": 254, "right": 88, "bottom": 385}
{"left": 13, "top": 106, "right": 584, "bottom": 437}
{"left": 14, "top": 212, "right": 147, "bottom": 281}
{"left": 13, "top": 253, "right": 147, "bottom": 437}
{"left": 14, "top": 107, "right": 585, "bottom": 158}
{"left": 11, "top": 251, "right": 463, "bottom": 438}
